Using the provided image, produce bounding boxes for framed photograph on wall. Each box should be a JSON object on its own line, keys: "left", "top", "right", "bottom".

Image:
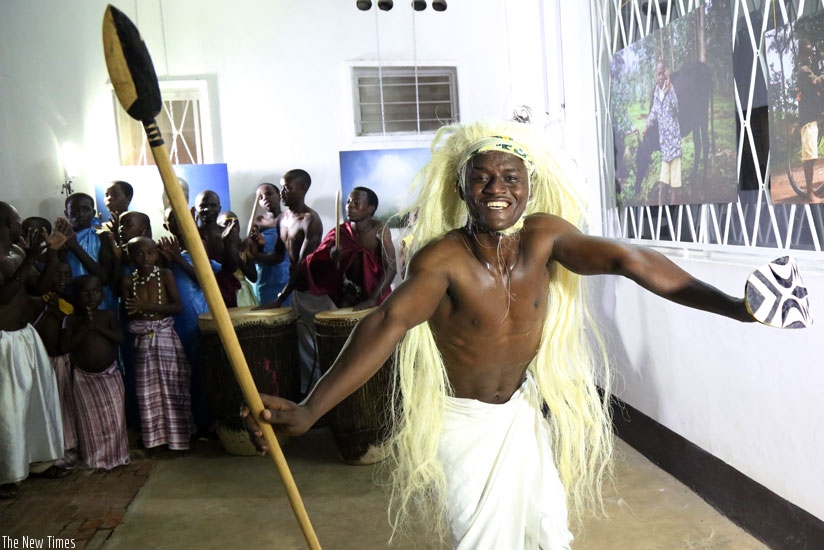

{"left": 610, "top": 0, "right": 737, "bottom": 207}
{"left": 766, "top": 11, "right": 824, "bottom": 204}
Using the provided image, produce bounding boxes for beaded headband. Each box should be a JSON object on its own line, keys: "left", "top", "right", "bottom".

{"left": 456, "top": 135, "right": 535, "bottom": 191}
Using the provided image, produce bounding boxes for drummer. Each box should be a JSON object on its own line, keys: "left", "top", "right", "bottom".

{"left": 299, "top": 186, "right": 396, "bottom": 310}
{"left": 255, "top": 169, "right": 323, "bottom": 393}
{"left": 257, "top": 169, "right": 323, "bottom": 308}
{"left": 259, "top": 186, "right": 396, "bottom": 393}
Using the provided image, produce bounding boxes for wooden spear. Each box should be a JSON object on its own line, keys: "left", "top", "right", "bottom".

{"left": 101, "top": 6, "right": 321, "bottom": 548}
{"left": 334, "top": 188, "right": 341, "bottom": 268}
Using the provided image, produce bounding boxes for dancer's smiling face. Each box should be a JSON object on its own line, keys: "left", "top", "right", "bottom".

{"left": 460, "top": 151, "right": 529, "bottom": 234}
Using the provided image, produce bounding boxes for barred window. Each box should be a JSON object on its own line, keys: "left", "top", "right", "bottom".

{"left": 113, "top": 79, "right": 214, "bottom": 166}
{"left": 352, "top": 66, "right": 459, "bottom": 136}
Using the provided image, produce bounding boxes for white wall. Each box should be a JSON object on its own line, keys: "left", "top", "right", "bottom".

{"left": 0, "top": 0, "right": 552, "bottom": 232}
{"left": 598, "top": 258, "right": 824, "bottom": 521}
{"left": 561, "top": 3, "right": 824, "bottom": 523}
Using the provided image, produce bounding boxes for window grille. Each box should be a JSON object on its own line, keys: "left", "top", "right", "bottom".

{"left": 114, "top": 80, "right": 214, "bottom": 166}
{"left": 352, "top": 65, "right": 459, "bottom": 136}
{"left": 590, "top": 0, "right": 824, "bottom": 252}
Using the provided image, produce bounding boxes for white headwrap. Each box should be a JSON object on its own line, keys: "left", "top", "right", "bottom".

{"left": 455, "top": 135, "right": 536, "bottom": 235}
{"left": 456, "top": 135, "right": 536, "bottom": 187}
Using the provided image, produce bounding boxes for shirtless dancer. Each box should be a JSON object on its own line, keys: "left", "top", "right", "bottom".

{"left": 257, "top": 169, "right": 323, "bottom": 392}
{"left": 245, "top": 121, "right": 756, "bottom": 549}
{"left": 0, "top": 202, "right": 63, "bottom": 499}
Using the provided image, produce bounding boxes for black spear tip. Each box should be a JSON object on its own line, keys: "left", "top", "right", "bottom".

{"left": 103, "top": 4, "right": 162, "bottom": 124}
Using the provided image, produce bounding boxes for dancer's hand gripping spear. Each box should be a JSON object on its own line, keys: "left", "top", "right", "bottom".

{"left": 102, "top": 5, "right": 321, "bottom": 549}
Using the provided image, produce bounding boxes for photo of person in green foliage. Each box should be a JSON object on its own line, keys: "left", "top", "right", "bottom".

{"left": 610, "top": 0, "right": 738, "bottom": 208}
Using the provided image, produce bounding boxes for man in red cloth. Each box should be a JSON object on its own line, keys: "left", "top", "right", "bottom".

{"left": 264, "top": 186, "right": 396, "bottom": 394}
{"left": 302, "top": 187, "right": 396, "bottom": 310}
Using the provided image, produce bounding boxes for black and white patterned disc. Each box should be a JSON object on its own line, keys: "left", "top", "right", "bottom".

{"left": 745, "top": 256, "right": 811, "bottom": 329}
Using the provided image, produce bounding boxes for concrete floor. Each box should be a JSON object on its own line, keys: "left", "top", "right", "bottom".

{"left": 105, "top": 428, "right": 768, "bottom": 550}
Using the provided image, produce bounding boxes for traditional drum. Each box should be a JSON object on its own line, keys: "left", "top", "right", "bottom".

{"left": 198, "top": 306, "right": 299, "bottom": 455}
{"left": 315, "top": 307, "right": 393, "bottom": 465}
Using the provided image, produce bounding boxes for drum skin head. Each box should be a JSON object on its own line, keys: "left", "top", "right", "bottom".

{"left": 197, "top": 306, "right": 297, "bottom": 331}
{"left": 314, "top": 306, "right": 375, "bottom": 324}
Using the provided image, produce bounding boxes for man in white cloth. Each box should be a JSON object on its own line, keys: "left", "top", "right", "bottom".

{"left": 0, "top": 201, "right": 64, "bottom": 499}
{"left": 244, "top": 120, "right": 756, "bottom": 548}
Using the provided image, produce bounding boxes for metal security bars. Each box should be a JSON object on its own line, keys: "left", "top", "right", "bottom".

{"left": 590, "top": 0, "right": 824, "bottom": 252}
{"left": 114, "top": 80, "right": 214, "bottom": 166}
{"left": 352, "top": 65, "right": 459, "bottom": 136}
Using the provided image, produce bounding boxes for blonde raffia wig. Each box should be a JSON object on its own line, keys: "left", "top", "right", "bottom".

{"left": 385, "top": 119, "right": 613, "bottom": 541}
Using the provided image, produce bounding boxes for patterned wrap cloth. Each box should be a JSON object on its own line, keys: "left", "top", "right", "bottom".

{"left": 73, "top": 361, "right": 130, "bottom": 470}
{"left": 50, "top": 354, "right": 78, "bottom": 452}
{"left": 646, "top": 85, "right": 682, "bottom": 163}
{"left": 128, "top": 316, "right": 191, "bottom": 450}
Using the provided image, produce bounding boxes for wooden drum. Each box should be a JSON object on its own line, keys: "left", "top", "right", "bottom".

{"left": 315, "top": 307, "right": 393, "bottom": 465}
{"left": 198, "top": 306, "right": 299, "bottom": 455}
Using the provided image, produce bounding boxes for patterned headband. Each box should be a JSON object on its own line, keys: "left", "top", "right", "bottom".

{"left": 456, "top": 135, "right": 536, "bottom": 188}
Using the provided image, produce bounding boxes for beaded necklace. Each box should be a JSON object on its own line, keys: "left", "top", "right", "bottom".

{"left": 132, "top": 265, "right": 163, "bottom": 305}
